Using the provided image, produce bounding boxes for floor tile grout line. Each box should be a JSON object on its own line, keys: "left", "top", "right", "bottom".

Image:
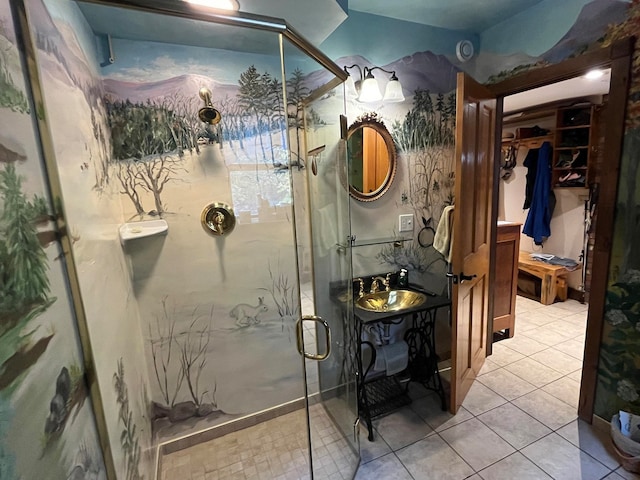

{"left": 484, "top": 359, "right": 582, "bottom": 404}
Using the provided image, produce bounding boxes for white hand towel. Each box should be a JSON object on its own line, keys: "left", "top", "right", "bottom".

{"left": 434, "top": 205, "right": 455, "bottom": 263}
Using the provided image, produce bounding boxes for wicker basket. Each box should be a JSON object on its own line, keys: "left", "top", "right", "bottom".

{"left": 611, "top": 414, "right": 640, "bottom": 473}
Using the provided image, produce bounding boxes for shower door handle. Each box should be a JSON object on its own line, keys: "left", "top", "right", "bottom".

{"left": 296, "top": 315, "right": 332, "bottom": 361}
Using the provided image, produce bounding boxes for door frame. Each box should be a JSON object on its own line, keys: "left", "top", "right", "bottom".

{"left": 487, "top": 37, "right": 633, "bottom": 422}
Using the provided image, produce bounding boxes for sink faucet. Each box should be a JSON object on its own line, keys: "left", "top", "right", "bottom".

{"left": 370, "top": 275, "right": 390, "bottom": 293}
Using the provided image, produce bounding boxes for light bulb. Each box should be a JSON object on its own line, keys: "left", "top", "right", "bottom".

{"left": 359, "top": 76, "right": 382, "bottom": 103}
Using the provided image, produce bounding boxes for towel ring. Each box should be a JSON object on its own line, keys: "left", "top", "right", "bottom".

{"left": 418, "top": 216, "right": 435, "bottom": 248}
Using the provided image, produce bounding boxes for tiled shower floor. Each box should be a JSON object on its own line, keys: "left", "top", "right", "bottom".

{"left": 162, "top": 296, "right": 637, "bottom": 480}
{"left": 160, "top": 404, "right": 354, "bottom": 480}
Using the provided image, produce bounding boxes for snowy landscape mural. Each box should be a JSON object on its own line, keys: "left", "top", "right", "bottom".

{"left": 101, "top": 48, "right": 309, "bottom": 438}
{"left": 0, "top": 1, "right": 107, "bottom": 478}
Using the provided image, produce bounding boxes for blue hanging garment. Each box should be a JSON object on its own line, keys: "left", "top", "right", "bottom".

{"left": 523, "top": 142, "right": 554, "bottom": 245}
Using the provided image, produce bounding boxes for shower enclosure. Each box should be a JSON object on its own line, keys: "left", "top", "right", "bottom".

{"left": 4, "top": 0, "right": 359, "bottom": 478}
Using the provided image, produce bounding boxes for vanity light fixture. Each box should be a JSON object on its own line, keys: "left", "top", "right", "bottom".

{"left": 343, "top": 65, "right": 405, "bottom": 103}
{"left": 184, "top": 0, "right": 240, "bottom": 10}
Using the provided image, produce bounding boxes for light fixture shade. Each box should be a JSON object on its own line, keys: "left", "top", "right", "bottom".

{"left": 345, "top": 75, "right": 358, "bottom": 97}
{"left": 359, "top": 77, "right": 383, "bottom": 102}
{"left": 383, "top": 78, "right": 405, "bottom": 102}
{"left": 185, "top": 0, "right": 239, "bottom": 10}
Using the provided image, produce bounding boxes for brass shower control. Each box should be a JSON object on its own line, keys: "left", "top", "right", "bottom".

{"left": 201, "top": 202, "right": 235, "bottom": 236}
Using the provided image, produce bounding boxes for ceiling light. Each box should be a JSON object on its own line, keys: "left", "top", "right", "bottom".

{"left": 184, "top": 0, "right": 239, "bottom": 10}
{"left": 585, "top": 69, "right": 605, "bottom": 80}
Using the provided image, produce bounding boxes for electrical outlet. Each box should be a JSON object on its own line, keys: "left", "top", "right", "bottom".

{"left": 399, "top": 214, "right": 414, "bottom": 232}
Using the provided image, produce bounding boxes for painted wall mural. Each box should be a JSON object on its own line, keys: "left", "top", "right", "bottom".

{"left": 334, "top": 52, "right": 459, "bottom": 290}
{"left": 99, "top": 37, "right": 315, "bottom": 443}
{"left": 0, "top": 1, "right": 108, "bottom": 478}
{"left": 2, "top": 0, "right": 638, "bottom": 476}
{"left": 25, "top": 0, "right": 154, "bottom": 477}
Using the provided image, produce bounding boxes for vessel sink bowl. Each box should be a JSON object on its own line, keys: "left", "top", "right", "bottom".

{"left": 356, "top": 289, "right": 427, "bottom": 313}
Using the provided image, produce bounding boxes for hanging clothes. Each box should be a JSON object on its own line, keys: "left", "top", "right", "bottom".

{"left": 523, "top": 142, "right": 555, "bottom": 245}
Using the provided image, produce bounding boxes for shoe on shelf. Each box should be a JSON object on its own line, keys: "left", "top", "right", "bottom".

{"left": 559, "top": 171, "right": 579, "bottom": 183}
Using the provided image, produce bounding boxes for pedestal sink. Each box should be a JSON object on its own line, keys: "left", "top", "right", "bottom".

{"left": 355, "top": 289, "right": 427, "bottom": 313}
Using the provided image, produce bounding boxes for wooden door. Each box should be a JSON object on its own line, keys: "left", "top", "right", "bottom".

{"left": 450, "top": 73, "right": 496, "bottom": 413}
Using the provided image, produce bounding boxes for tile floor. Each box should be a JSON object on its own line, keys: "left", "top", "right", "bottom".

{"left": 162, "top": 295, "right": 639, "bottom": 480}
{"left": 354, "top": 296, "right": 638, "bottom": 480}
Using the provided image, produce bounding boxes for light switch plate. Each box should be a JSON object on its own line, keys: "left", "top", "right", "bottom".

{"left": 399, "top": 214, "right": 414, "bottom": 232}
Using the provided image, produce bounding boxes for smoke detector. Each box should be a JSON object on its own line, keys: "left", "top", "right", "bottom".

{"left": 456, "top": 40, "right": 474, "bottom": 63}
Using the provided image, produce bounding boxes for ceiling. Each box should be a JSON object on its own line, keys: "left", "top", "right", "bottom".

{"left": 348, "top": 0, "right": 545, "bottom": 32}
{"left": 77, "top": 1, "right": 612, "bottom": 111}
{"left": 79, "top": 0, "right": 550, "bottom": 52}
{"left": 503, "top": 69, "right": 611, "bottom": 113}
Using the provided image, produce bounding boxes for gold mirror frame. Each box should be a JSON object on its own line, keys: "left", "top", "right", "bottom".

{"left": 346, "top": 112, "right": 397, "bottom": 202}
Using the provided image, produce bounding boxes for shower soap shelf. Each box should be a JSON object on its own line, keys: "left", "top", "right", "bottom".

{"left": 119, "top": 219, "right": 168, "bottom": 245}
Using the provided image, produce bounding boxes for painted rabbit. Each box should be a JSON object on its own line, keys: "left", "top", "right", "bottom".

{"left": 230, "top": 297, "right": 268, "bottom": 327}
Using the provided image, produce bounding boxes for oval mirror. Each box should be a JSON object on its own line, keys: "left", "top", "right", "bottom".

{"left": 346, "top": 113, "right": 397, "bottom": 202}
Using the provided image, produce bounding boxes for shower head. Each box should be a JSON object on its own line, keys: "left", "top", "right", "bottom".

{"left": 198, "top": 87, "right": 221, "bottom": 125}
{"left": 199, "top": 107, "right": 221, "bottom": 125}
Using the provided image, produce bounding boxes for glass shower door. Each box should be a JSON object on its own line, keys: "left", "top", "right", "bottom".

{"left": 302, "top": 88, "right": 360, "bottom": 478}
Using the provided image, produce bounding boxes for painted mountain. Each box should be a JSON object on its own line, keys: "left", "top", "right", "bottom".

{"left": 103, "top": 73, "right": 239, "bottom": 104}
{"left": 473, "top": 51, "right": 542, "bottom": 83}
{"left": 542, "top": 0, "right": 629, "bottom": 63}
{"left": 318, "top": 52, "right": 461, "bottom": 97}
{"left": 385, "top": 51, "right": 461, "bottom": 94}
{"left": 22, "top": 0, "right": 102, "bottom": 98}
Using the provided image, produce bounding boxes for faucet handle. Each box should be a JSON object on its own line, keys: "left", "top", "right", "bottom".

{"left": 354, "top": 278, "right": 364, "bottom": 298}
{"left": 370, "top": 276, "right": 379, "bottom": 294}
{"left": 385, "top": 273, "right": 392, "bottom": 290}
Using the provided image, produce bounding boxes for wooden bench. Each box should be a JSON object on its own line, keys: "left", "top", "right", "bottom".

{"left": 518, "top": 251, "right": 579, "bottom": 305}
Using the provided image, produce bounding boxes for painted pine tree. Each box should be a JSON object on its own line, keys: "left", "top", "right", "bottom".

{"left": 0, "top": 163, "right": 49, "bottom": 309}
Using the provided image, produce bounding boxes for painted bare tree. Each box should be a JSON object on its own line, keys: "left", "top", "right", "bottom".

{"left": 176, "top": 307, "right": 214, "bottom": 407}
{"left": 135, "top": 150, "right": 185, "bottom": 215}
{"left": 218, "top": 95, "right": 245, "bottom": 150}
{"left": 148, "top": 298, "right": 183, "bottom": 408}
{"left": 148, "top": 298, "right": 218, "bottom": 419}
{"left": 107, "top": 99, "right": 187, "bottom": 216}
{"left": 116, "top": 161, "right": 145, "bottom": 216}
{"left": 165, "top": 93, "right": 202, "bottom": 155}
